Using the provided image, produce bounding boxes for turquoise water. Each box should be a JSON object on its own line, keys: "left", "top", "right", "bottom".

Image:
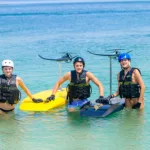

{"left": 0, "top": 1, "right": 150, "bottom": 150}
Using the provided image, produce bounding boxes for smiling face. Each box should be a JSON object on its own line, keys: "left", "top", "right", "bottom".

{"left": 74, "top": 62, "right": 84, "bottom": 73}
{"left": 120, "top": 59, "right": 130, "bottom": 69}
{"left": 2, "top": 66, "right": 13, "bottom": 77}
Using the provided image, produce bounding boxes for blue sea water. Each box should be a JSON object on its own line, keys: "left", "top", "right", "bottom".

{"left": 0, "top": 1, "right": 150, "bottom": 150}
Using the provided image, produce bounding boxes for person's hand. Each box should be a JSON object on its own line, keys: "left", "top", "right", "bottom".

{"left": 45, "top": 95, "right": 55, "bottom": 103}
{"left": 107, "top": 94, "right": 114, "bottom": 100}
{"left": 132, "top": 102, "right": 141, "bottom": 109}
{"left": 132, "top": 98, "right": 142, "bottom": 109}
{"left": 95, "top": 96, "right": 109, "bottom": 104}
{"left": 32, "top": 98, "right": 43, "bottom": 103}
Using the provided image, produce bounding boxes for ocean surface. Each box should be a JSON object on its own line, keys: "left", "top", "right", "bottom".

{"left": 0, "top": 1, "right": 150, "bottom": 150}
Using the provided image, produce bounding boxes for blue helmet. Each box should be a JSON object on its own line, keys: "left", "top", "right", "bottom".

{"left": 73, "top": 57, "right": 85, "bottom": 67}
{"left": 118, "top": 53, "right": 131, "bottom": 62}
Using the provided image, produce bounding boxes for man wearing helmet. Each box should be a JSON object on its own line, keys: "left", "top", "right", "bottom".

{"left": 0, "top": 60, "right": 43, "bottom": 113}
{"left": 46, "top": 57, "right": 104, "bottom": 112}
{"left": 109, "top": 53, "right": 145, "bottom": 109}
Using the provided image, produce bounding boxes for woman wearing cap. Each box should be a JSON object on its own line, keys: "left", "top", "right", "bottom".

{"left": 0, "top": 60, "right": 43, "bottom": 113}
{"left": 46, "top": 57, "right": 104, "bottom": 112}
{"left": 109, "top": 53, "right": 145, "bottom": 109}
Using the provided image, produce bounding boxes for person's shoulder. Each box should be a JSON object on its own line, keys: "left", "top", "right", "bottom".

{"left": 65, "top": 72, "right": 71, "bottom": 76}
{"left": 118, "top": 69, "right": 123, "bottom": 76}
{"left": 86, "top": 71, "right": 91, "bottom": 75}
{"left": 16, "top": 76, "right": 22, "bottom": 81}
{"left": 63, "top": 72, "right": 71, "bottom": 78}
{"left": 133, "top": 68, "right": 141, "bottom": 75}
{"left": 117, "top": 71, "right": 121, "bottom": 80}
{"left": 86, "top": 71, "right": 94, "bottom": 78}
{"left": 60, "top": 72, "right": 70, "bottom": 81}
{"left": 117, "top": 70, "right": 121, "bottom": 75}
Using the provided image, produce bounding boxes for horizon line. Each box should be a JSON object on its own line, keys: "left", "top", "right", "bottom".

{"left": 0, "top": 0, "right": 150, "bottom": 5}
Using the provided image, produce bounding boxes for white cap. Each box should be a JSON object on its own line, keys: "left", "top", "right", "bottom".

{"left": 2, "top": 60, "right": 14, "bottom": 68}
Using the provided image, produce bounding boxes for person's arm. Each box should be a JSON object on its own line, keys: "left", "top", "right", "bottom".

{"left": 17, "top": 76, "right": 33, "bottom": 99}
{"left": 86, "top": 72, "right": 104, "bottom": 97}
{"left": 45, "top": 72, "right": 70, "bottom": 102}
{"left": 134, "top": 69, "right": 145, "bottom": 103}
{"left": 112, "top": 73, "right": 120, "bottom": 97}
{"left": 17, "top": 76, "right": 43, "bottom": 103}
{"left": 51, "top": 72, "right": 70, "bottom": 95}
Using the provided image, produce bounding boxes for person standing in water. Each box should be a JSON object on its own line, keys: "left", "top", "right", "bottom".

{"left": 46, "top": 57, "right": 104, "bottom": 112}
{"left": 108, "top": 53, "right": 145, "bottom": 109}
{"left": 0, "top": 60, "right": 43, "bottom": 113}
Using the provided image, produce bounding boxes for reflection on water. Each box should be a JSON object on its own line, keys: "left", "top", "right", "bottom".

{"left": 113, "top": 109, "right": 145, "bottom": 150}
{"left": 0, "top": 105, "right": 148, "bottom": 150}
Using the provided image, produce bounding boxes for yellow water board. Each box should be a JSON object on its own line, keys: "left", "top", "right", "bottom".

{"left": 19, "top": 88, "right": 67, "bottom": 112}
